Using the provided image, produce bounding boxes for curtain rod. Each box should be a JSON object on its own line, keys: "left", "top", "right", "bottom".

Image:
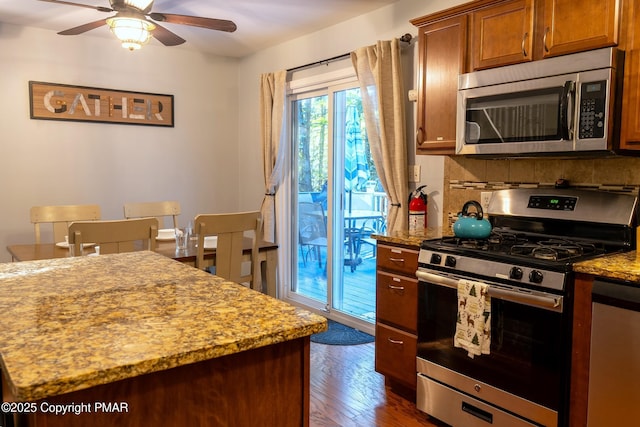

{"left": 286, "top": 33, "right": 414, "bottom": 73}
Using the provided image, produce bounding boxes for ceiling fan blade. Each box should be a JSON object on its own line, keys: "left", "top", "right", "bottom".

{"left": 37, "top": 0, "right": 113, "bottom": 13}
{"left": 58, "top": 19, "right": 107, "bottom": 35}
{"left": 148, "top": 13, "right": 237, "bottom": 33}
{"left": 151, "top": 23, "right": 186, "bottom": 46}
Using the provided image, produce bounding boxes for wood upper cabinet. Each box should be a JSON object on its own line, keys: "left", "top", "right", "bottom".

{"left": 412, "top": 0, "right": 624, "bottom": 155}
{"left": 469, "top": 0, "right": 620, "bottom": 71}
{"left": 415, "top": 15, "right": 467, "bottom": 155}
{"left": 471, "top": 0, "right": 534, "bottom": 70}
{"left": 618, "top": 0, "right": 640, "bottom": 150}
{"left": 541, "top": 0, "right": 620, "bottom": 59}
{"left": 619, "top": 49, "right": 640, "bottom": 150}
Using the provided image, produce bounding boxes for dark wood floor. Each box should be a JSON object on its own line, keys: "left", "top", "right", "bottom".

{"left": 309, "top": 341, "right": 447, "bottom": 427}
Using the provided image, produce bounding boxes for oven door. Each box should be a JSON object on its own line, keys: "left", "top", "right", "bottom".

{"left": 416, "top": 269, "right": 570, "bottom": 426}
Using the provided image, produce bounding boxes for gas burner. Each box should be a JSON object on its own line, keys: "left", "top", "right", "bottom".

{"left": 439, "top": 236, "right": 488, "bottom": 250}
{"left": 487, "top": 230, "right": 529, "bottom": 246}
{"left": 509, "top": 239, "right": 599, "bottom": 261}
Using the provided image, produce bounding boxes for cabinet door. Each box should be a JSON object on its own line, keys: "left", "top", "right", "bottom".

{"left": 542, "top": 0, "right": 619, "bottom": 58}
{"left": 416, "top": 15, "right": 467, "bottom": 155}
{"left": 620, "top": 50, "right": 640, "bottom": 150}
{"left": 376, "top": 244, "right": 419, "bottom": 276}
{"left": 375, "top": 323, "right": 417, "bottom": 388}
{"left": 376, "top": 271, "right": 418, "bottom": 333}
{"left": 471, "top": 0, "right": 534, "bottom": 70}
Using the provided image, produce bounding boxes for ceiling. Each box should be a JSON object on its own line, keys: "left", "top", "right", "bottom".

{"left": 0, "top": 0, "right": 400, "bottom": 57}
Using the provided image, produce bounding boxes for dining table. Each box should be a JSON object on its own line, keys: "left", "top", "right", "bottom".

{"left": 6, "top": 237, "right": 279, "bottom": 297}
{"left": 343, "top": 209, "right": 384, "bottom": 272}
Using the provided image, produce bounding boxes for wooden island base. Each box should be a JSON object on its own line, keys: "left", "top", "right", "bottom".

{"left": 5, "top": 337, "right": 310, "bottom": 427}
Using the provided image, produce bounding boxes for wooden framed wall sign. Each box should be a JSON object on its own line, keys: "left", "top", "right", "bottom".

{"left": 29, "top": 81, "right": 174, "bottom": 127}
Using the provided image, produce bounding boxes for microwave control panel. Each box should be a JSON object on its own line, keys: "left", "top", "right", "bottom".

{"left": 579, "top": 80, "right": 606, "bottom": 139}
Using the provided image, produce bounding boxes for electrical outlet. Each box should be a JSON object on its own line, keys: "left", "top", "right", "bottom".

{"left": 481, "top": 192, "right": 492, "bottom": 215}
{"left": 410, "top": 165, "right": 421, "bottom": 183}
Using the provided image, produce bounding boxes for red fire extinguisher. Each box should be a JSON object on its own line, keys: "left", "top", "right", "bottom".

{"left": 408, "top": 185, "right": 428, "bottom": 232}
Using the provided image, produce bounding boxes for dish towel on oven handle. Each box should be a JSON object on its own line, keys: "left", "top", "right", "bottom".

{"left": 454, "top": 279, "right": 491, "bottom": 358}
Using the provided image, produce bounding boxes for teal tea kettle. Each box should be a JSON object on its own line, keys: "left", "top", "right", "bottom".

{"left": 453, "top": 200, "right": 492, "bottom": 239}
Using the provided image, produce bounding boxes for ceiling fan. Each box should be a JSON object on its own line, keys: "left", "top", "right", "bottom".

{"left": 38, "top": 0, "right": 237, "bottom": 50}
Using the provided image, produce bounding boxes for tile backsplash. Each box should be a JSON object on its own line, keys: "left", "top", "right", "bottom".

{"left": 443, "top": 156, "right": 640, "bottom": 229}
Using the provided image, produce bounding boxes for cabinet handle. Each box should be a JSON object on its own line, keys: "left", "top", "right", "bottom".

{"left": 416, "top": 127, "right": 424, "bottom": 146}
{"left": 521, "top": 32, "right": 529, "bottom": 57}
{"left": 543, "top": 27, "right": 550, "bottom": 53}
{"left": 388, "top": 338, "right": 404, "bottom": 345}
{"left": 389, "top": 257, "right": 405, "bottom": 263}
{"left": 387, "top": 284, "right": 405, "bottom": 291}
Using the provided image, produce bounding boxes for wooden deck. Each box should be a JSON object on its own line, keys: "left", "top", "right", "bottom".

{"left": 296, "top": 244, "right": 377, "bottom": 322}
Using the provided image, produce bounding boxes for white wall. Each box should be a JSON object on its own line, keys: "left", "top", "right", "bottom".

{"left": 0, "top": 0, "right": 464, "bottom": 262}
{"left": 0, "top": 23, "right": 240, "bottom": 261}
{"left": 236, "top": 0, "right": 467, "bottom": 228}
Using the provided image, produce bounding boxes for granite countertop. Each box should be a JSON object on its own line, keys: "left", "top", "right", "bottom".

{"left": 372, "top": 227, "right": 447, "bottom": 248}
{"left": 0, "top": 251, "right": 327, "bottom": 401}
{"left": 574, "top": 251, "right": 640, "bottom": 283}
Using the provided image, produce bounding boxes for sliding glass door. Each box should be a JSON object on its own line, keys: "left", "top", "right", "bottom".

{"left": 288, "top": 80, "right": 386, "bottom": 332}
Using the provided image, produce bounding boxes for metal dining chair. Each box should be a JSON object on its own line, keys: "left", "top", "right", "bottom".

{"left": 68, "top": 218, "right": 158, "bottom": 256}
{"left": 194, "top": 211, "right": 262, "bottom": 291}
{"left": 30, "top": 204, "right": 101, "bottom": 244}
{"left": 298, "top": 202, "right": 327, "bottom": 268}
{"left": 123, "top": 201, "right": 181, "bottom": 229}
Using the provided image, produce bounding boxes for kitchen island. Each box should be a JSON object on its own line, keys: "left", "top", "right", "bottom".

{"left": 0, "top": 251, "right": 326, "bottom": 426}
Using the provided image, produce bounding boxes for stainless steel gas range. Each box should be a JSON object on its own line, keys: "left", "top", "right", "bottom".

{"left": 415, "top": 188, "right": 637, "bottom": 427}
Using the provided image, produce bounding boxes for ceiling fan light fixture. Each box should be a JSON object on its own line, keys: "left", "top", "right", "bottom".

{"left": 124, "top": 0, "right": 154, "bottom": 11}
{"left": 106, "top": 16, "right": 155, "bottom": 51}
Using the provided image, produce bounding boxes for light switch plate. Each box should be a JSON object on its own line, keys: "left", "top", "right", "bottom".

{"left": 410, "top": 165, "right": 421, "bottom": 183}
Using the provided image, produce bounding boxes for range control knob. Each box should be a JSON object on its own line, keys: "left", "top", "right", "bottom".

{"left": 430, "top": 253, "right": 442, "bottom": 265}
{"left": 529, "top": 270, "right": 544, "bottom": 284}
{"left": 445, "top": 256, "right": 457, "bottom": 268}
{"left": 509, "top": 266, "right": 523, "bottom": 280}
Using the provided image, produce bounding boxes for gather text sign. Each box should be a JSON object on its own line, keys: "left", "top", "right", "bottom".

{"left": 29, "top": 81, "right": 174, "bottom": 127}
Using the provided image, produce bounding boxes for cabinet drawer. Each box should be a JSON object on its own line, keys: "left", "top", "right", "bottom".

{"left": 375, "top": 323, "right": 417, "bottom": 388}
{"left": 377, "top": 244, "right": 419, "bottom": 276}
{"left": 376, "top": 271, "right": 418, "bottom": 332}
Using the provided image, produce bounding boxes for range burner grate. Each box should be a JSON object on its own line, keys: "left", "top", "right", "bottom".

{"left": 436, "top": 232, "right": 604, "bottom": 262}
{"left": 510, "top": 239, "right": 599, "bottom": 262}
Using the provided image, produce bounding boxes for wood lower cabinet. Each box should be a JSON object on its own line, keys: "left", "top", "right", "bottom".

{"left": 375, "top": 243, "right": 419, "bottom": 390}
{"left": 414, "top": 15, "right": 467, "bottom": 155}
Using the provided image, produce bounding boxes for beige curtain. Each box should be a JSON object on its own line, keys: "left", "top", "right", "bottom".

{"left": 351, "top": 39, "right": 408, "bottom": 232}
{"left": 259, "top": 70, "right": 287, "bottom": 242}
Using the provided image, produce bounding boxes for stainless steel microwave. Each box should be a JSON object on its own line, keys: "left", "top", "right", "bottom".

{"left": 456, "top": 48, "right": 623, "bottom": 157}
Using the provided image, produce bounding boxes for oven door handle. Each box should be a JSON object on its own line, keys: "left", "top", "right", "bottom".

{"left": 416, "top": 270, "right": 563, "bottom": 312}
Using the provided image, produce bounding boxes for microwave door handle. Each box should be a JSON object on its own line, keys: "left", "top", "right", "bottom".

{"left": 559, "top": 81, "right": 575, "bottom": 140}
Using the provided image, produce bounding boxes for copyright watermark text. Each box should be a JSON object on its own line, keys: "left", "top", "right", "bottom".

{"left": 1, "top": 401, "right": 129, "bottom": 416}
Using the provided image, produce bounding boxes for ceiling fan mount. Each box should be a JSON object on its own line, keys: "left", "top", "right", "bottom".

{"left": 38, "top": 0, "right": 237, "bottom": 50}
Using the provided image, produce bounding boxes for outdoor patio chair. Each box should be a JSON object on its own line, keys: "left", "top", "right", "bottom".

{"left": 298, "top": 202, "right": 327, "bottom": 268}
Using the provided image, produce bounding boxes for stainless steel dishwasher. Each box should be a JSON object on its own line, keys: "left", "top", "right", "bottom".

{"left": 587, "top": 278, "right": 640, "bottom": 426}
